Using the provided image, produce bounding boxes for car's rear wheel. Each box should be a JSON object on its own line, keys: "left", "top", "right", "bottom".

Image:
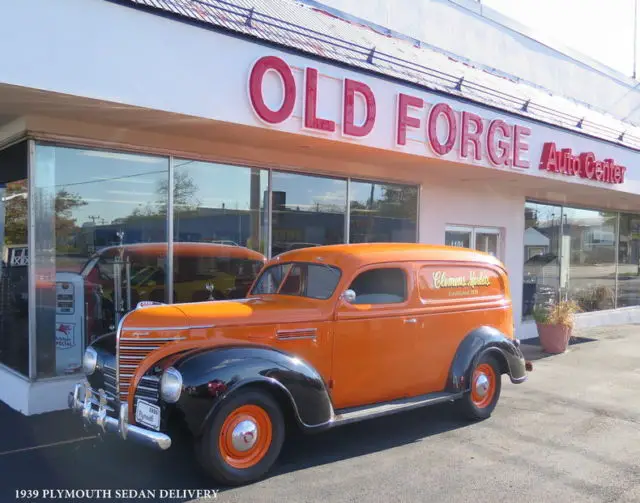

{"left": 197, "top": 390, "right": 285, "bottom": 486}
{"left": 456, "top": 354, "right": 502, "bottom": 420}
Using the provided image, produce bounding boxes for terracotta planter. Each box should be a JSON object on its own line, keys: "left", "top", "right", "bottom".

{"left": 536, "top": 323, "right": 572, "bottom": 354}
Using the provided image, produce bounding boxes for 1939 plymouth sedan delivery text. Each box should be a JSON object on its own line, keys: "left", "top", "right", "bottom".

{"left": 69, "top": 243, "right": 531, "bottom": 485}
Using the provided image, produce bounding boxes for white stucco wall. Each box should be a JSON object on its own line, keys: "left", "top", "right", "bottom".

{"left": 302, "top": 0, "right": 640, "bottom": 125}
{"left": 420, "top": 181, "right": 526, "bottom": 327}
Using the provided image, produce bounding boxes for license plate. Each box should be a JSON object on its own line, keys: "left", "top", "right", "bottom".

{"left": 135, "top": 400, "right": 161, "bottom": 431}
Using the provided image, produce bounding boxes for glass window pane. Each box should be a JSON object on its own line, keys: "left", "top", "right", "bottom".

{"left": 271, "top": 172, "right": 346, "bottom": 256}
{"left": 349, "top": 181, "right": 417, "bottom": 243}
{"left": 445, "top": 228, "right": 471, "bottom": 248}
{"left": 33, "top": 145, "right": 169, "bottom": 378}
{"left": 563, "top": 207, "right": 617, "bottom": 312}
{"left": 172, "top": 161, "right": 268, "bottom": 302}
{"left": 523, "top": 202, "right": 562, "bottom": 319}
{"left": 475, "top": 231, "right": 499, "bottom": 257}
{"left": 348, "top": 267, "right": 407, "bottom": 304}
{"left": 0, "top": 141, "right": 29, "bottom": 376}
{"left": 617, "top": 213, "right": 640, "bottom": 308}
{"left": 250, "top": 262, "right": 340, "bottom": 299}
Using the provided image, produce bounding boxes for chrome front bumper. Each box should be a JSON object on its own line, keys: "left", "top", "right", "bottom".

{"left": 68, "top": 383, "right": 171, "bottom": 451}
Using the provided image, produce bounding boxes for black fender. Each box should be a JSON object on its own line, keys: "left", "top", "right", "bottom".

{"left": 445, "top": 326, "right": 527, "bottom": 394}
{"left": 171, "top": 345, "right": 334, "bottom": 437}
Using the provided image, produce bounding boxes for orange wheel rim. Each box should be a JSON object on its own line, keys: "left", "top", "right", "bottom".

{"left": 471, "top": 363, "right": 496, "bottom": 408}
{"left": 218, "top": 405, "right": 272, "bottom": 469}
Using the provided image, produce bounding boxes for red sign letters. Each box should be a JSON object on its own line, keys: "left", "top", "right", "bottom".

{"left": 248, "top": 56, "right": 627, "bottom": 185}
{"left": 538, "top": 142, "right": 626, "bottom": 184}
{"left": 248, "top": 55, "right": 530, "bottom": 168}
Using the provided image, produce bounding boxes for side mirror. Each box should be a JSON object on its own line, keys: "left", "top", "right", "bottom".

{"left": 341, "top": 289, "right": 356, "bottom": 303}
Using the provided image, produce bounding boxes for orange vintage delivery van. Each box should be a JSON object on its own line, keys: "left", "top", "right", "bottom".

{"left": 69, "top": 243, "right": 531, "bottom": 485}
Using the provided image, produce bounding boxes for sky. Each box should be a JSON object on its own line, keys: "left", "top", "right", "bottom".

{"left": 483, "top": 0, "right": 638, "bottom": 77}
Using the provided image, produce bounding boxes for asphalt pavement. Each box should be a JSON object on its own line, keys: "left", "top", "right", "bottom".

{"left": 1, "top": 324, "right": 640, "bottom": 503}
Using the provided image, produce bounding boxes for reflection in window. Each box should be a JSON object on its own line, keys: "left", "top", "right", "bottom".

{"left": 33, "top": 145, "right": 169, "bottom": 378}
{"left": 0, "top": 140, "right": 29, "bottom": 376}
{"left": 617, "top": 214, "right": 640, "bottom": 308}
{"left": 172, "top": 161, "right": 267, "bottom": 301}
{"left": 522, "top": 202, "right": 562, "bottom": 319}
{"left": 564, "top": 207, "right": 617, "bottom": 312}
{"left": 349, "top": 181, "right": 417, "bottom": 243}
{"left": 271, "top": 171, "right": 346, "bottom": 256}
{"left": 251, "top": 262, "right": 341, "bottom": 300}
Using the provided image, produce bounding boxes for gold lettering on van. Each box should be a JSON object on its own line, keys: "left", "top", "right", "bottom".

{"left": 432, "top": 271, "right": 491, "bottom": 289}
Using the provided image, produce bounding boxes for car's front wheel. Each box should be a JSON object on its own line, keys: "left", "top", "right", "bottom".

{"left": 456, "top": 354, "right": 502, "bottom": 420}
{"left": 197, "top": 389, "right": 285, "bottom": 486}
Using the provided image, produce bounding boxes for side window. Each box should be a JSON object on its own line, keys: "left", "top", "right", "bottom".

{"left": 348, "top": 267, "right": 407, "bottom": 304}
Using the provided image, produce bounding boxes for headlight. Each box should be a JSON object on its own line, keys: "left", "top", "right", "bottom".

{"left": 83, "top": 347, "right": 98, "bottom": 375}
{"left": 160, "top": 367, "right": 183, "bottom": 403}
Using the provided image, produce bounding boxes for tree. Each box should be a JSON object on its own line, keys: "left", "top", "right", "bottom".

{"left": 55, "top": 189, "right": 88, "bottom": 245}
{"left": 4, "top": 180, "right": 28, "bottom": 245}
{"left": 2, "top": 181, "right": 87, "bottom": 250}
{"left": 123, "top": 170, "right": 200, "bottom": 219}
{"left": 157, "top": 170, "right": 200, "bottom": 214}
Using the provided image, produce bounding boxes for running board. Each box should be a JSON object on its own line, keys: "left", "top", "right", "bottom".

{"left": 332, "top": 391, "right": 463, "bottom": 426}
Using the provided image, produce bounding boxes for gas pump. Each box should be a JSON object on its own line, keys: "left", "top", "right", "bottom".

{"left": 54, "top": 272, "right": 85, "bottom": 375}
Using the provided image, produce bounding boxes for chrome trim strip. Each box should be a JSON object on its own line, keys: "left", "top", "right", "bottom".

{"left": 276, "top": 335, "right": 317, "bottom": 341}
{"left": 119, "top": 346, "right": 161, "bottom": 351}
{"left": 167, "top": 155, "right": 174, "bottom": 304}
{"left": 27, "top": 139, "right": 36, "bottom": 380}
{"left": 120, "top": 336, "right": 187, "bottom": 342}
{"left": 276, "top": 328, "right": 318, "bottom": 335}
{"left": 276, "top": 328, "right": 318, "bottom": 340}
{"left": 140, "top": 376, "right": 160, "bottom": 382}
{"left": 122, "top": 326, "right": 213, "bottom": 331}
{"left": 344, "top": 177, "right": 350, "bottom": 243}
{"left": 115, "top": 310, "right": 135, "bottom": 397}
{"left": 135, "top": 385, "right": 159, "bottom": 393}
{"left": 267, "top": 168, "right": 273, "bottom": 259}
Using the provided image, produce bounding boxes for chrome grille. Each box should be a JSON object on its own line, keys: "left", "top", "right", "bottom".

{"left": 134, "top": 375, "right": 161, "bottom": 406}
{"left": 103, "top": 363, "right": 117, "bottom": 399}
{"left": 117, "top": 335, "right": 185, "bottom": 401}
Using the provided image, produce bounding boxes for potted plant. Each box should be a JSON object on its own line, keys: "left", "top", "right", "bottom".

{"left": 532, "top": 300, "right": 581, "bottom": 354}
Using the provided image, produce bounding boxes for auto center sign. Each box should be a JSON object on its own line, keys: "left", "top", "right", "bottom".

{"left": 247, "top": 55, "right": 627, "bottom": 186}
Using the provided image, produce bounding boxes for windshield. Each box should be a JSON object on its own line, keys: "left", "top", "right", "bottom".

{"left": 251, "top": 262, "right": 341, "bottom": 300}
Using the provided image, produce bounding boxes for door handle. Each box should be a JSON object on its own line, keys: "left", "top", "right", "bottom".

{"left": 404, "top": 318, "right": 417, "bottom": 324}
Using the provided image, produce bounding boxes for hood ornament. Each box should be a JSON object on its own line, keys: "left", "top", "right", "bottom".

{"left": 205, "top": 281, "right": 215, "bottom": 300}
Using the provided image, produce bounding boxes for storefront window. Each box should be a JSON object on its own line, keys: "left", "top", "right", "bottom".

{"left": 522, "top": 202, "right": 562, "bottom": 319}
{"left": 0, "top": 141, "right": 29, "bottom": 376}
{"left": 271, "top": 171, "right": 346, "bottom": 256}
{"left": 563, "top": 207, "right": 617, "bottom": 312}
{"left": 172, "top": 160, "right": 268, "bottom": 301}
{"left": 349, "top": 181, "right": 417, "bottom": 243}
{"left": 33, "top": 145, "right": 169, "bottom": 378}
{"left": 617, "top": 213, "right": 640, "bottom": 308}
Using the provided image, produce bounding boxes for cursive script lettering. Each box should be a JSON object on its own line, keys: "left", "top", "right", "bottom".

{"left": 432, "top": 271, "right": 491, "bottom": 289}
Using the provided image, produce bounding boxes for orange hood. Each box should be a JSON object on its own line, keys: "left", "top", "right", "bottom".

{"left": 122, "top": 296, "right": 331, "bottom": 331}
{"left": 175, "top": 296, "right": 330, "bottom": 327}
